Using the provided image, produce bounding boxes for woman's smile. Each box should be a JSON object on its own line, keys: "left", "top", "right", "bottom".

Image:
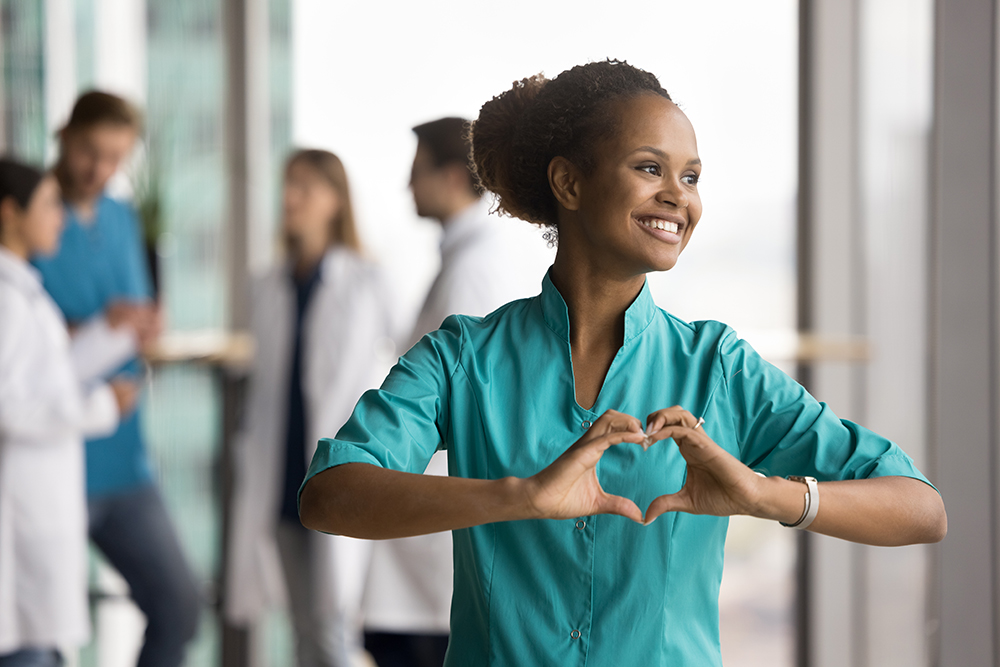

{"left": 570, "top": 93, "right": 703, "bottom": 275}
{"left": 634, "top": 213, "right": 687, "bottom": 244}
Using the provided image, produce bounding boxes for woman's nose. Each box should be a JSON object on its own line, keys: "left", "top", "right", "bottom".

{"left": 657, "top": 179, "right": 689, "bottom": 209}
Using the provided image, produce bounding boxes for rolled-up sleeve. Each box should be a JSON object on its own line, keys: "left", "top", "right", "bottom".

{"left": 299, "top": 315, "right": 465, "bottom": 505}
{"left": 716, "top": 329, "right": 935, "bottom": 490}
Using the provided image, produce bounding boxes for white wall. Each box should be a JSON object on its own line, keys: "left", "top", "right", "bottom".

{"left": 291, "top": 0, "right": 799, "bottom": 333}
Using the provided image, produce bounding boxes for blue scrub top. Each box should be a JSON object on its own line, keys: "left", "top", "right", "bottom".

{"left": 33, "top": 194, "right": 154, "bottom": 497}
{"left": 303, "top": 271, "right": 932, "bottom": 667}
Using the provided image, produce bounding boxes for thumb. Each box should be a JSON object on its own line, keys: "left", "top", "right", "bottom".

{"left": 643, "top": 492, "right": 691, "bottom": 526}
{"left": 597, "top": 493, "right": 644, "bottom": 524}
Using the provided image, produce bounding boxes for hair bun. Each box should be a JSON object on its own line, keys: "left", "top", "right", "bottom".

{"left": 471, "top": 60, "right": 671, "bottom": 233}
{"left": 471, "top": 74, "right": 548, "bottom": 225}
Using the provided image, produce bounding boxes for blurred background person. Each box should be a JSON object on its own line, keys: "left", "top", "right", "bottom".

{"left": 0, "top": 159, "right": 135, "bottom": 667}
{"left": 361, "top": 118, "right": 542, "bottom": 667}
{"left": 225, "top": 149, "right": 396, "bottom": 667}
{"left": 31, "top": 92, "right": 201, "bottom": 667}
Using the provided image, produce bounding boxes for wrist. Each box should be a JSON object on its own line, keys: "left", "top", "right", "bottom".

{"left": 497, "top": 476, "right": 543, "bottom": 521}
{"left": 753, "top": 475, "right": 811, "bottom": 524}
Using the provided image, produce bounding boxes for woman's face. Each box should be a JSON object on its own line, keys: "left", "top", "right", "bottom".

{"left": 282, "top": 160, "right": 339, "bottom": 247}
{"left": 60, "top": 123, "right": 136, "bottom": 200}
{"left": 569, "top": 94, "right": 702, "bottom": 276}
{"left": 22, "top": 176, "right": 65, "bottom": 257}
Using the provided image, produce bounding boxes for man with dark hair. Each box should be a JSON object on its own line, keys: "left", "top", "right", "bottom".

{"left": 33, "top": 91, "right": 201, "bottom": 667}
{"left": 361, "top": 118, "right": 536, "bottom": 667}
{"left": 404, "top": 117, "right": 518, "bottom": 339}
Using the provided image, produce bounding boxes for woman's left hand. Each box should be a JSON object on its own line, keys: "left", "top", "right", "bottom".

{"left": 641, "top": 406, "right": 764, "bottom": 525}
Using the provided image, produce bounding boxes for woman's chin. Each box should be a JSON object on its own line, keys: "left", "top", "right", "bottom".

{"left": 644, "top": 251, "right": 681, "bottom": 274}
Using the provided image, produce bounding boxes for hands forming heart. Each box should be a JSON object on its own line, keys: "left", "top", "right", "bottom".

{"left": 522, "top": 407, "right": 767, "bottom": 525}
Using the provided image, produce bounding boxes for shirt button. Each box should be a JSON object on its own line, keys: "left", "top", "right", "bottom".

{"left": 581, "top": 420, "right": 592, "bottom": 429}
{"left": 575, "top": 520, "right": 586, "bottom": 530}
{"left": 570, "top": 629, "right": 581, "bottom": 640}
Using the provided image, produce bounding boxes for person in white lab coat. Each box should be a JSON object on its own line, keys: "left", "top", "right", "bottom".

{"left": 225, "top": 149, "right": 396, "bottom": 667}
{"left": 361, "top": 118, "right": 540, "bottom": 667}
{"left": 0, "top": 160, "right": 135, "bottom": 667}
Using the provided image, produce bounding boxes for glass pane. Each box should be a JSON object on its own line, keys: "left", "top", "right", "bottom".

{"left": 146, "top": 0, "right": 228, "bottom": 331}
{"left": 0, "top": 0, "right": 46, "bottom": 161}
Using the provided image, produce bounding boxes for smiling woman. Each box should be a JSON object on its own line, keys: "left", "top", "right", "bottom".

{"left": 298, "top": 60, "right": 946, "bottom": 667}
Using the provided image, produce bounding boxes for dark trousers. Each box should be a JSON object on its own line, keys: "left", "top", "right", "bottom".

{"left": 89, "top": 485, "right": 202, "bottom": 667}
{"left": 364, "top": 632, "right": 449, "bottom": 667}
{"left": 0, "top": 650, "right": 61, "bottom": 667}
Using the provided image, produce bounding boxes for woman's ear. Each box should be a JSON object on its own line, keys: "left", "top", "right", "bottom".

{"left": 548, "top": 156, "right": 582, "bottom": 212}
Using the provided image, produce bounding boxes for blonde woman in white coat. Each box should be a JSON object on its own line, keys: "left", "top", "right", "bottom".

{"left": 0, "top": 160, "right": 135, "bottom": 667}
{"left": 225, "top": 150, "right": 396, "bottom": 667}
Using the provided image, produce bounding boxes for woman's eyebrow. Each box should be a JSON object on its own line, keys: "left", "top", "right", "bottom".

{"left": 630, "top": 145, "right": 701, "bottom": 166}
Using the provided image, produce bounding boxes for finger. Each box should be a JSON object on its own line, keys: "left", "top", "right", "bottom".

{"left": 597, "top": 493, "right": 644, "bottom": 523}
{"left": 643, "top": 408, "right": 699, "bottom": 448}
{"left": 565, "top": 429, "right": 647, "bottom": 471}
{"left": 643, "top": 492, "right": 692, "bottom": 526}
{"left": 645, "top": 406, "right": 699, "bottom": 432}
{"left": 591, "top": 429, "right": 647, "bottom": 453}
{"left": 644, "top": 424, "right": 710, "bottom": 452}
{"left": 590, "top": 410, "right": 644, "bottom": 438}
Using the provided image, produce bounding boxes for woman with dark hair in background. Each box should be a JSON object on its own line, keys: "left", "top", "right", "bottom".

{"left": 299, "top": 60, "right": 946, "bottom": 666}
{"left": 32, "top": 91, "right": 201, "bottom": 667}
{"left": 0, "top": 159, "right": 134, "bottom": 666}
{"left": 226, "top": 150, "right": 396, "bottom": 667}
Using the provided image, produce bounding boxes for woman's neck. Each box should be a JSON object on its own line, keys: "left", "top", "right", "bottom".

{"left": 550, "top": 250, "right": 645, "bottom": 409}
{"left": 0, "top": 237, "right": 29, "bottom": 261}
{"left": 550, "top": 250, "right": 645, "bottom": 348}
{"left": 292, "top": 246, "right": 326, "bottom": 280}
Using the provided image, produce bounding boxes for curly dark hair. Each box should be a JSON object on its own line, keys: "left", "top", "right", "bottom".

{"left": 471, "top": 59, "right": 671, "bottom": 233}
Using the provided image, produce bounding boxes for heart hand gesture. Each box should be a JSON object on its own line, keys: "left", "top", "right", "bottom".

{"left": 641, "top": 406, "right": 764, "bottom": 525}
{"left": 523, "top": 410, "right": 647, "bottom": 523}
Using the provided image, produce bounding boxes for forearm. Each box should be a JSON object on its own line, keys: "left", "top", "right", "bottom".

{"left": 299, "top": 462, "right": 533, "bottom": 539}
{"left": 753, "top": 475, "right": 947, "bottom": 546}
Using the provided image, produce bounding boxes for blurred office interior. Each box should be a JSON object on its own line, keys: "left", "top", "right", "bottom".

{"left": 0, "top": 0, "right": 997, "bottom": 666}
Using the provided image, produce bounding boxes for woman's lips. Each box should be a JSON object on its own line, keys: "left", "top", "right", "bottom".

{"left": 635, "top": 216, "right": 684, "bottom": 243}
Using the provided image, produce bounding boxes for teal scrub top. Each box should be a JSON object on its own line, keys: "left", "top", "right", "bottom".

{"left": 33, "top": 195, "right": 154, "bottom": 496}
{"left": 303, "top": 271, "right": 931, "bottom": 667}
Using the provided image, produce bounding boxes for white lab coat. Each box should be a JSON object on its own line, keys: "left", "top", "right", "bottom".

{"left": 224, "top": 247, "right": 396, "bottom": 626}
{"left": 363, "top": 198, "right": 541, "bottom": 633}
{"left": 0, "top": 247, "right": 119, "bottom": 653}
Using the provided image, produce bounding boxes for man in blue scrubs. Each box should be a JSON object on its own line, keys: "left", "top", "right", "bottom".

{"left": 33, "top": 91, "right": 200, "bottom": 667}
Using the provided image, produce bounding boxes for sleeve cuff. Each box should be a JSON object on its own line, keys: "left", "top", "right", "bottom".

{"left": 852, "top": 450, "right": 938, "bottom": 493}
{"left": 297, "top": 439, "right": 385, "bottom": 517}
{"left": 79, "top": 383, "right": 120, "bottom": 438}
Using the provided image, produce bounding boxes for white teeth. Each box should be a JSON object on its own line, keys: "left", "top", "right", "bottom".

{"left": 639, "top": 218, "right": 679, "bottom": 234}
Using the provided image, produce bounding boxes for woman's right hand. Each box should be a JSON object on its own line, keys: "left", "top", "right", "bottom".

{"left": 521, "top": 410, "right": 646, "bottom": 523}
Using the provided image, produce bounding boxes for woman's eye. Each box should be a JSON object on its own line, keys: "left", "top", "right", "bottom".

{"left": 682, "top": 174, "right": 700, "bottom": 186}
{"left": 638, "top": 164, "right": 661, "bottom": 176}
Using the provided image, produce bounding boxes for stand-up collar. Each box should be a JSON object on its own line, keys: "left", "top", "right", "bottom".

{"left": 538, "top": 269, "right": 657, "bottom": 345}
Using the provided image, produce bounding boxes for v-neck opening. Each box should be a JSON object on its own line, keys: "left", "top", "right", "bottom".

{"left": 536, "top": 269, "right": 658, "bottom": 413}
{"left": 570, "top": 342, "right": 628, "bottom": 413}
